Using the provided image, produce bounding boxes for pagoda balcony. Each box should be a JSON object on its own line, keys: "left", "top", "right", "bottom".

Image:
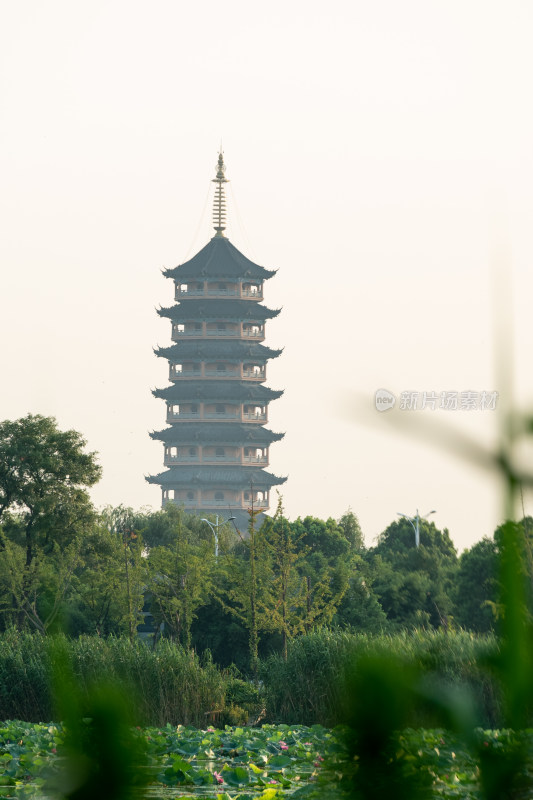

{"left": 170, "top": 366, "right": 202, "bottom": 379}
{"left": 175, "top": 287, "right": 204, "bottom": 299}
{"left": 242, "top": 454, "right": 268, "bottom": 464}
{"left": 242, "top": 367, "right": 265, "bottom": 380}
{"left": 241, "top": 287, "right": 263, "bottom": 299}
{"left": 171, "top": 326, "right": 203, "bottom": 341}
{"left": 163, "top": 496, "right": 201, "bottom": 508}
{"left": 242, "top": 410, "right": 267, "bottom": 422}
{"left": 203, "top": 410, "right": 240, "bottom": 420}
{"left": 242, "top": 327, "right": 264, "bottom": 340}
{"left": 205, "top": 328, "right": 240, "bottom": 337}
{"left": 204, "top": 367, "right": 240, "bottom": 378}
{"left": 202, "top": 455, "right": 240, "bottom": 464}
{"left": 164, "top": 455, "right": 200, "bottom": 465}
{"left": 166, "top": 410, "right": 200, "bottom": 422}
{"left": 206, "top": 287, "right": 240, "bottom": 297}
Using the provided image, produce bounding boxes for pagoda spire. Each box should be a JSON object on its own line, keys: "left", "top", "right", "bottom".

{"left": 212, "top": 151, "right": 229, "bottom": 237}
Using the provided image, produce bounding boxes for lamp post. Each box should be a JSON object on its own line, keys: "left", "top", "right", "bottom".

{"left": 200, "top": 515, "right": 236, "bottom": 557}
{"left": 397, "top": 509, "right": 436, "bottom": 547}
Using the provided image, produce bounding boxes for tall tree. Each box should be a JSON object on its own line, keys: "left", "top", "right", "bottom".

{"left": 0, "top": 414, "right": 101, "bottom": 632}
{"left": 453, "top": 537, "right": 498, "bottom": 632}
{"left": 366, "top": 517, "right": 458, "bottom": 630}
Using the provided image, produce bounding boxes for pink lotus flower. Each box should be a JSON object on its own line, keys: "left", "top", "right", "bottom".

{"left": 279, "top": 741, "right": 289, "bottom": 750}
{"left": 213, "top": 771, "right": 223, "bottom": 784}
{"left": 303, "top": 742, "right": 312, "bottom": 746}
{"left": 207, "top": 726, "right": 215, "bottom": 733}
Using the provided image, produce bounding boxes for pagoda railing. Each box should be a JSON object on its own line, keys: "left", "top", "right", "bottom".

{"left": 242, "top": 329, "right": 264, "bottom": 338}
{"left": 175, "top": 288, "right": 204, "bottom": 298}
{"left": 170, "top": 369, "right": 202, "bottom": 378}
{"left": 206, "top": 288, "right": 240, "bottom": 297}
{"left": 171, "top": 329, "right": 203, "bottom": 338}
{"left": 205, "top": 329, "right": 240, "bottom": 337}
{"left": 243, "top": 455, "right": 268, "bottom": 464}
{"left": 202, "top": 456, "right": 240, "bottom": 464}
{"left": 204, "top": 368, "right": 239, "bottom": 377}
{"left": 242, "top": 368, "right": 265, "bottom": 379}
{"left": 242, "top": 411, "right": 267, "bottom": 421}
{"left": 241, "top": 288, "right": 263, "bottom": 299}
{"left": 167, "top": 411, "right": 200, "bottom": 421}
{"left": 204, "top": 411, "right": 240, "bottom": 419}
{"left": 164, "top": 455, "right": 199, "bottom": 465}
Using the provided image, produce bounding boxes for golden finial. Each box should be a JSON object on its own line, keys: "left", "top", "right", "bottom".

{"left": 212, "top": 151, "right": 229, "bottom": 237}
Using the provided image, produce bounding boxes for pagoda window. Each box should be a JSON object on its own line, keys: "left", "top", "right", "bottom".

{"left": 177, "top": 324, "right": 185, "bottom": 333}
{"left": 214, "top": 491, "right": 224, "bottom": 500}
{"left": 187, "top": 491, "right": 195, "bottom": 500}
{"left": 244, "top": 447, "right": 249, "bottom": 456}
{"left": 217, "top": 322, "right": 227, "bottom": 331}
{"left": 244, "top": 491, "right": 250, "bottom": 500}
{"left": 215, "top": 404, "right": 225, "bottom": 414}
{"left": 215, "top": 447, "right": 225, "bottom": 457}
{"left": 190, "top": 404, "right": 198, "bottom": 414}
{"left": 194, "top": 322, "right": 202, "bottom": 330}
{"left": 189, "top": 447, "right": 197, "bottom": 457}
{"left": 170, "top": 446, "right": 178, "bottom": 458}
{"left": 216, "top": 363, "right": 226, "bottom": 372}
{"left": 174, "top": 363, "right": 183, "bottom": 374}
{"left": 218, "top": 282, "right": 227, "bottom": 291}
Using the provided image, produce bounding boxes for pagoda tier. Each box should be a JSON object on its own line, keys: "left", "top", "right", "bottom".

{"left": 147, "top": 466, "right": 285, "bottom": 512}
{"left": 155, "top": 341, "right": 282, "bottom": 363}
{"left": 163, "top": 236, "right": 276, "bottom": 281}
{"left": 150, "top": 423, "right": 284, "bottom": 470}
{"left": 150, "top": 423, "right": 284, "bottom": 445}
{"left": 153, "top": 381, "right": 282, "bottom": 404}
{"left": 158, "top": 299, "right": 280, "bottom": 323}
{"left": 147, "top": 152, "right": 286, "bottom": 517}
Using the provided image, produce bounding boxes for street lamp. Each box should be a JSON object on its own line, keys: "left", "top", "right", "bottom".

{"left": 200, "top": 515, "right": 236, "bottom": 557}
{"left": 397, "top": 509, "right": 436, "bottom": 547}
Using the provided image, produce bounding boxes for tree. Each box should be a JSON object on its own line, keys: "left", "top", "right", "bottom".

{"left": 365, "top": 518, "right": 458, "bottom": 630}
{"left": 146, "top": 504, "right": 215, "bottom": 648}
{"left": 453, "top": 537, "right": 498, "bottom": 633}
{"left": 338, "top": 509, "right": 365, "bottom": 551}
{"left": 0, "top": 414, "right": 101, "bottom": 632}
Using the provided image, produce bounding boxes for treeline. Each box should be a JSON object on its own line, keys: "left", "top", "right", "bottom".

{"left": 0, "top": 629, "right": 504, "bottom": 728}
{"left": 0, "top": 414, "right": 530, "bottom": 674}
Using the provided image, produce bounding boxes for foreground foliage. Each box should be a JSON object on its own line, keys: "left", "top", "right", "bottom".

{"left": 2, "top": 720, "right": 533, "bottom": 800}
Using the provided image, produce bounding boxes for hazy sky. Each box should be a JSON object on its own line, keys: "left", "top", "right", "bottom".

{"left": 2, "top": 1, "right": 533, "bottom": 552}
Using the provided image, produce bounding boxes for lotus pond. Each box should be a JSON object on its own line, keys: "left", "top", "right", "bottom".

{"left": 0, "top": 720, "right": 531, "bottom": 799}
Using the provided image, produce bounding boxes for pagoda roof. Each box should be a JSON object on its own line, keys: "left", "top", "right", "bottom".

{"left": 146, "top": 466, "right": 286, "bottom": 488}
{"left": 150, "top": 423, "right": 284, "bottom": 445}
{"left": 164, "top": 236, "right": 276, "bottom": 281}
{"left": 153, "top": 381, "right": 283, "bottom": 403}
{"left": 158, "top": 299, "right": 280, "bottom": 322}
{"left": 155, "top": 340, "right": 282, "bottom": 362}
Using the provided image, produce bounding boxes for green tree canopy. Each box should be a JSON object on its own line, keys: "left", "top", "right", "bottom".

{"left": 0, "top": 414, "right": 101, "bottom": 633}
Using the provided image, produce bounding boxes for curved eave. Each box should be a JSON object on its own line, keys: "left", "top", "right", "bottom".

{"left": 146, "top": 466, "right": 287, "bottom": 488}
{"left": 149, "top": 424, "right": 285, "bottom": 445}
{"left": 163, "top": 237, "right": 277, "bottom": 281}
{"left": 154, "top": 341, "right": 283, "bottom": 362}
{"left": 157, "top": 301, "right": 280, "bottom": 322}
{"left": 152, "top": 381, "right": 283, "bottom": 403}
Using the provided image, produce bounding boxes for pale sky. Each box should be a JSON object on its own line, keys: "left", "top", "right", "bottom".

{"left": 2, "top": 1, "right": 533, "bottom": 552}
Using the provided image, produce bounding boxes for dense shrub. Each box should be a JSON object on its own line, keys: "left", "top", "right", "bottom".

{"left": 0, "top": 630, "right": 226, "bottom": 726}
{"left": 261, "top": 629, "right": 502, "bottom": 727}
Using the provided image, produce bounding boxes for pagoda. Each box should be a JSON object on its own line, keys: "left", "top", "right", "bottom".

{"left": 147, "top": 153, "right": 286, "bottom": 523}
